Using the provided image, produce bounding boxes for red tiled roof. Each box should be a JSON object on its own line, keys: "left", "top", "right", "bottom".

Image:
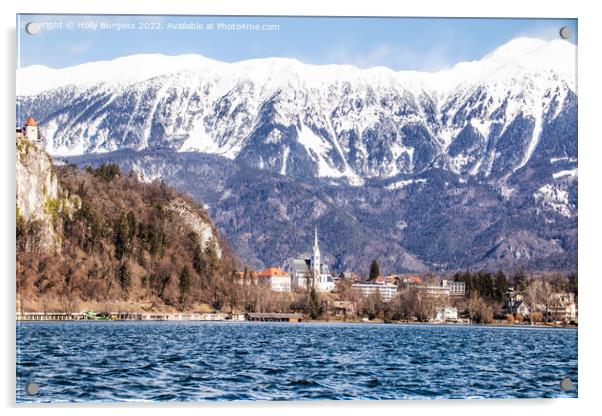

{"left": 25, "top": 117, "right": 37, "bottom": 126}
{"left": 257, "top": 267, "right": 289, "bottom": 278}
{"left": 406, "top": 276, "right": 423, "bottom": 284}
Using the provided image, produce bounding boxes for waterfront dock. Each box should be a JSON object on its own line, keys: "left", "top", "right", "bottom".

{"left": 245, "top": 313, "right": 304, "bottom": 322}
{"left": 16, "top": 311, "right": 246, "bottom": 322}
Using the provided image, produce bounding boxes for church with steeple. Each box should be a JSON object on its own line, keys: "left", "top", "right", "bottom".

{"left": 283, "top": 226, "right": 335, "bottom": 292}
{"left": 310, "top": 227, "right": 321, "bottom": 283}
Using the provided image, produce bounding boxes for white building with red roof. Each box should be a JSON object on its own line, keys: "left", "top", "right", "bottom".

{"left": 257, "top": 267, "right": 291, "bottom": 292}
{"left": 24, "top": 117, "right": 39, "bottom": 143}
{"left": 17, "top": 116, "right": 41, "bottom": 144}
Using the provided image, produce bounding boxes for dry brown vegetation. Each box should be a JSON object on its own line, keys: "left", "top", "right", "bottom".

{"left": 17, "top": 163, "right": 241, "bottom": 313}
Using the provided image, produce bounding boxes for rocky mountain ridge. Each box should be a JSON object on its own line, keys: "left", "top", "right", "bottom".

{"left": 16, "top": 37, "right": 578, "bottom": 273}
{"left": 17, "top": 38, "right": 576, "bottom": 184}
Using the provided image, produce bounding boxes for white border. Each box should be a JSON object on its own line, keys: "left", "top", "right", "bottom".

{"left": 2, "top": 1, "right": 601, "bottom": 415}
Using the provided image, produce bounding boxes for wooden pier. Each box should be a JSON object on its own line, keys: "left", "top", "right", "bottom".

{"left": 245, "top": 313, "right": 304, "bottom": 322}
{"left": 16, "top": 312, "right": 87, "bottom": 321}
{"left": 16, "top": 312, "right": 246, "bottom": 322}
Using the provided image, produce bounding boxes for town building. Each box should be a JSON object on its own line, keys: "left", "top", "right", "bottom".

{"left": 256, "top": 267, "right": 291, "bottom": 292}
{"left": 282, "top": 227, "right": 334, "bottom": 292}
{"left": 330, "top": 300, "right": 356, "bottom": 317}
{"left": 382, "top": 275, "right": 400, "bottom": 286}
{"left": 351, "top": 283, "right": 398, "bottom": 302}
{"left": 283, "top": 258, "right": 312, "bottom": 288}
{"left": 370, "top": 276, "right": 386, "bottom": 285}
{"left": 309, "top": 227, "right": 335, "bottom": 292}
{"left": 417, "top": 279, "right": 465, "bottom": 297}
{"left": 434, "top": 306, "right": 459, "bottom": 323}
{"left": 501, "top": 288, "right": 531, "bottom": 318}
{"left": 400, "top": 275, "right": 423, "bottom": 287}
{"left": 506, "top": 287, "right": 525, "bottom": 302}
{"left": 418, "top": 284, "right": 450, "bottom": 297}
{"left": 503, "top": 298, "right": 530, "bottom": 318}
{"left": 444, "top": 280, "right": 466, "bottom": 296}
{"left": 547, "top": 292, "right": 577, "bottom": 322}
{"left": 338, "top": 271, "right": 362, "bottom": 283}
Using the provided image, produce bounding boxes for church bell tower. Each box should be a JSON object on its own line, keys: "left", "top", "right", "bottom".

{"left": 311, "top": 227, "right": 321, "bottom": 284}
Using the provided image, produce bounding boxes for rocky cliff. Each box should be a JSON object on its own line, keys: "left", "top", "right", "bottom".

{"left": 16, "top": 135, "right": 80, "bottom": 252}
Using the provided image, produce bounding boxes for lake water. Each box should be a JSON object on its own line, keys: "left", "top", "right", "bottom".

{"left": 16, "top": 321, "right": 578, "bottom": 402}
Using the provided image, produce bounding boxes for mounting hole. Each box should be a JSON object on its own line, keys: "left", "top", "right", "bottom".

{"left": 560, "top": 378, "right": 574, "bottom": 391}
{"left": 25, "top": 22, "right": 41, "bottom": 35}
{"left": 25, "top": 382, "right": 39, "bottom": 396}
{"left": 559, "top": 26, "right": 572, "bottom": 40}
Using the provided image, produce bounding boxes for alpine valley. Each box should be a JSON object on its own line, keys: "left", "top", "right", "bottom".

{"left": 16, "top": 37, "right": 577, "bottom": 274}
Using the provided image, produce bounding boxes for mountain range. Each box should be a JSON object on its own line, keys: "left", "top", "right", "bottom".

{"left": 16, "top": 37, "right": 578, "bottom": 274}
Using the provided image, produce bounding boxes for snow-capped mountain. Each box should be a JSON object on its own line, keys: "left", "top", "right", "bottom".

{"left": 17, "top": 37, "right": 576, "bottom": 183}
{"left": 16, "top": 37, "right": 578, "bottom": 272}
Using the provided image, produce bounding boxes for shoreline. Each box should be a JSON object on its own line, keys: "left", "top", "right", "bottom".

{"left": 15, "top": 314, "right": 577, "bottom": 329}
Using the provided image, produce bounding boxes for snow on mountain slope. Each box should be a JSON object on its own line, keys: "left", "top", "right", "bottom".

{"left": 426, "top": 38, "right": 575, "bottom": 91}
{"left": 17, "top": 54, "right": 224, "bottom": 96}
{"left": 16, "top": 37, "right": 577, "bottom": 184}
{"left": 17, "top": 38, "right": 575, "bottom": 96}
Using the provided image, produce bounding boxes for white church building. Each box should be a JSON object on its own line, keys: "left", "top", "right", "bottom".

{"left": 283, "top": 227, "right": 335, "bottom": 292}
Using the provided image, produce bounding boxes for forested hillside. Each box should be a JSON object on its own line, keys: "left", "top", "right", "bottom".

{"left": 17, "top": 139, "right": 239, "bottom": 313}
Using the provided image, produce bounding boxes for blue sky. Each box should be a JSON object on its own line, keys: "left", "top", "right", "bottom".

{"left": 17, "top": 15, "right": 577, "bottom": 71}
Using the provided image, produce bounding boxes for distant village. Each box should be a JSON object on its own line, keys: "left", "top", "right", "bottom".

{"left": 236, "top": 228, "right": 578, "bottom": 326}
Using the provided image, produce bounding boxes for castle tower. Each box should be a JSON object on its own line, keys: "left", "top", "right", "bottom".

{"left": 310, "top": 226, "right": 321, "bottom": 284}
{"left": 24, "top": 117, "right": 38, "bottom": 143}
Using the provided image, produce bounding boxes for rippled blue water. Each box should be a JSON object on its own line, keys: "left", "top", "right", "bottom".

{"left": 16, "top": 322, "right": 577, "bottom": 402}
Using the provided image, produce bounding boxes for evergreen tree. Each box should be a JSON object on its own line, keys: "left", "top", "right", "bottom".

{"left": 493, "top": 270, "right": 508, "bottom": 302}
{"left": 476, "top": 270, "right": 494, "bottom": 299}
{"left": 513, "top": 268, "right": 528, "bottom": 292}
{"left": 567, "top": 271, "right": 578, "bottom": 296}
{"left": 113, "top": 213, "right": 133, "bottom": 260}
{"left": 126, "top": 210, "right": 137, "bottom": 242}
{"left": 90, "top": 163, "right": 120, "bottom": 182}
{"left": 178, "top": 266, "right": 191, "bottom": 309}
{"left": 369, "top": 259, "right": 380, "bottom": 280}
{"left": 117, "top": 261, "right": 132, "bottom": 299}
